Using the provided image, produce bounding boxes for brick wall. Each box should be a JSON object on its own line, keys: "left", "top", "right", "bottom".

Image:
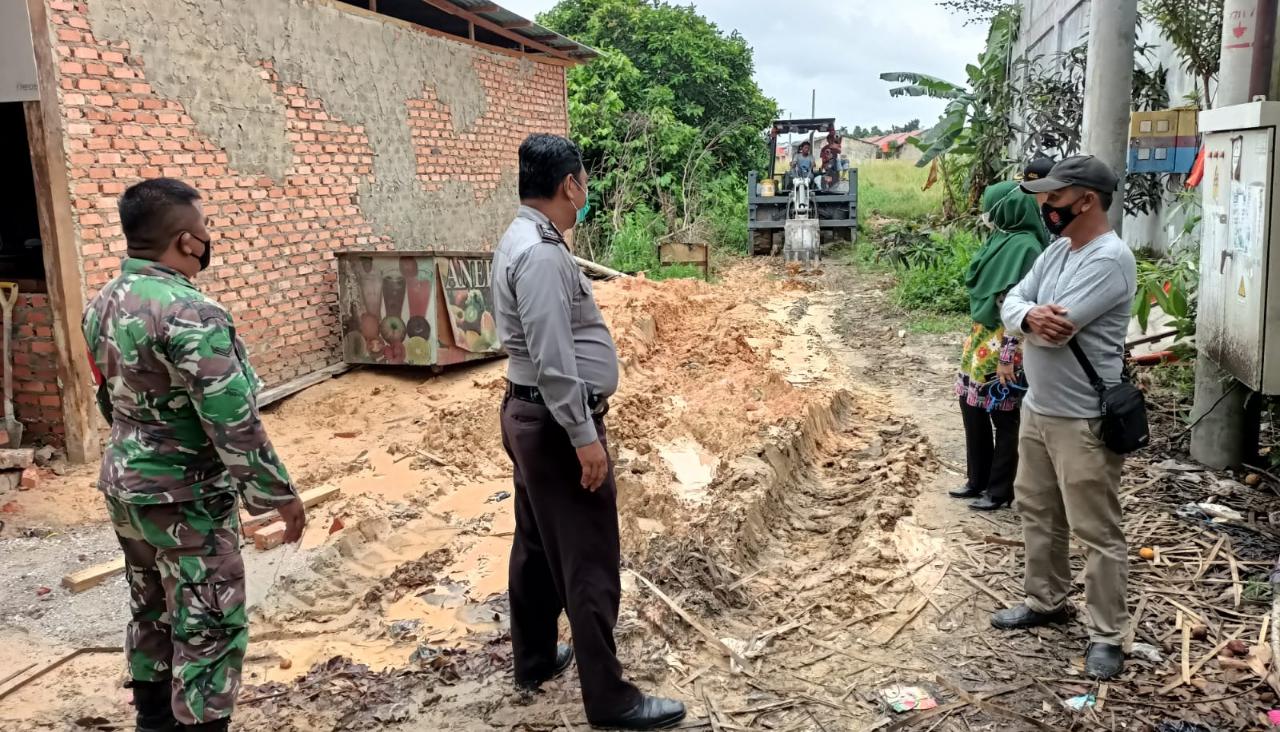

{"left": 408, "top": 56, "right": 569, "bottom": 204}
{"left": 41, "top": 0, "right": 568, "bottom": 393}
{"left": 5, "top": 294, "right": 63, "bottom": 446}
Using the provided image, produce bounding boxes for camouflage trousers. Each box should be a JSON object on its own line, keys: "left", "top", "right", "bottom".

{"left": 105, "top": 492, "right": 247, "bottom": 725}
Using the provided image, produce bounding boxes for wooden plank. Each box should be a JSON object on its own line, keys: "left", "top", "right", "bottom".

{"left": 258, "top": 363, "right": 349, "bottom": 408}
{"left": 658, "top": 243, "right": 709, "bottom": 280}
{"left": 415, "top": 0, "right": 575, "bottom": 60}
{"left": 61, "top": 557, "right": 126, "bottom": 593}
{"left": 241, "top": 484, "right": 341, "bottom": 537}
{"left": 658, "top": 243, "right": 709, "bottom": 264}
{"left": 21, "top": 4, "right": 99, "bottom": 465}
{"left": 317, "top": 0, "right": 574, "bottom": 67}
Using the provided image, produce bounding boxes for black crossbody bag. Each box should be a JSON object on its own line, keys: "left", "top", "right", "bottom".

{"left": 1068, "top": 340, "right": 1149, "bottom": 454}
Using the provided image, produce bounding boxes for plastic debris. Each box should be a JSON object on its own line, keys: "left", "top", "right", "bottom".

{"left": 1064, "top": 693, "right": 1096, "bottom": 710}
{"left": 486, "top": 491, "right": 512, "bottom": 503}
{"left": 1197, "top": 502, "right": 1244, "bottom": 522}
{"left": 1180, "top": 502, "right": 1245, "bottom": 522}
{"left": 1130, "top": 642, "right": 1164, "bottom": 664}
{"left": 1268, "top": 709, "right": 1280, "bottom": 726}
{"left": 878, "top": 685, "right": 938, "bottom": 712}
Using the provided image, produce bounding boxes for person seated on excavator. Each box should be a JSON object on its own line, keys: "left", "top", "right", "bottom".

{"left": 791, "top": 142, "right": 815, "bottom": 183}
{"left": 816, "top": 146, "right": 841, "bottom": 191}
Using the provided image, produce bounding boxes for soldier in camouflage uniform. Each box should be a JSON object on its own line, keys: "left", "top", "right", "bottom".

{"left": 82, "top": 178, "right": 306, "bottom": 732}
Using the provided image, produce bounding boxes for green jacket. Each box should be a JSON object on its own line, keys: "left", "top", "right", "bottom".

{"left": 82, "top": 258, "right": 297, "bottom": 513}
{"left": 966, "top": 181, "right": 1049, "bottom": 329}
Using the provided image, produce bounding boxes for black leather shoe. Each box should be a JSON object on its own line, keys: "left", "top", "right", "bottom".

{"left": 969, "top": 496, "right": 1013, "bottom": 512}
{"left": 515, "top": 643, "right": 574, "bottom": 690}
{"left": 949, "top": 484, "right": 984, "bottom": 499}
{"left": 1084, "top": 642, "right": 1124, "bottom": 679}
{"left": 590, "top": 695, "right": 686, "bottom": 730}
{"left": 991, "top": 604, "right": 1071, "bottom": 630}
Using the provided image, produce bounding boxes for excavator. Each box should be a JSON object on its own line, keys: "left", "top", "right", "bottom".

{"left": 747, "top": 118, "right": 858, "bottom": 264}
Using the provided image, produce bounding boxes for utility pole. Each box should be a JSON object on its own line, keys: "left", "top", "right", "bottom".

{"left": 1080, "top": 0, "right": 1138, "bottom": 233}
{"left": 1190, "top": 0, "right": 1279, "bottom": 469}
{"left": 811, "top": 89, "right": 815, "bottom": 118}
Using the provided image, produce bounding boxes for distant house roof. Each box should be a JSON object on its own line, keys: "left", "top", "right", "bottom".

{"left": 863, "top": 130, "right": 923, "bottom": 152}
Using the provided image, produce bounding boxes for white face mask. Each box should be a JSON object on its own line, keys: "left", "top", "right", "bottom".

{"left": 979, "top": 212, "right": 994, "bottom": 229}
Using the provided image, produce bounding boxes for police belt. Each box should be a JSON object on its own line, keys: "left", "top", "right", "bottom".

{"left": 506, "top": 381, "right": 608, "bottom": 416}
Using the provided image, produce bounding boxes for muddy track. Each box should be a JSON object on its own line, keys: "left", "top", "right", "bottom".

{"left": 232, "top": 378, "right": 940, "bottom": 731}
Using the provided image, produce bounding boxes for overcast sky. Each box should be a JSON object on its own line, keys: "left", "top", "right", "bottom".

{"left": 499, "top": 0, "right": 988, "bottom": 133}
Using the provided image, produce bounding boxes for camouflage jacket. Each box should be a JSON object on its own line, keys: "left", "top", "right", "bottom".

{"left": 82, "top": 258, "right": 297, "bottom": 514}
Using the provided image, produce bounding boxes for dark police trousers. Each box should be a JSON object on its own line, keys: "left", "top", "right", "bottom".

{"left": 500, "top": 394, "right": 642, "bottom": 720}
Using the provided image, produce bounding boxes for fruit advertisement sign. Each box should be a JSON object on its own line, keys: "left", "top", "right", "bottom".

{"left": 336, "top": 252, "right": 503, "bottom": 368}
{"left": 438, "top": 257, "right": 501, "bottom": 354}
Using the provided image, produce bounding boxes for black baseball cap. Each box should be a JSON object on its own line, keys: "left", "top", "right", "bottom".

{"left": 1020, "top": 155, "right": 1120, "bottom": 194}
{"left": 1021, "top": 157, "right": 1054, "bottom": 182}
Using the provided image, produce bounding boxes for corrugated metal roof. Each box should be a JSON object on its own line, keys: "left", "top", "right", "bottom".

{"left": 863, "top": 130, "right": 922, "bottom": 151}
{"left": 443, "top": 0, "right": 598, "bottom": 61}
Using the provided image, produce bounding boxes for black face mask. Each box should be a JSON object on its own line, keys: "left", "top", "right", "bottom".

{"left": 1040, "top": 196, "right": 1084, "bottom": 237}
{"left": 186, "top": 232, "right": 212, "bottom": 271}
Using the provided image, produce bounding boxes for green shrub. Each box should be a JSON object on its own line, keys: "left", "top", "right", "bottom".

{"left": 891, "top": 228, "right": 981, "bottom": 315}
{"left": 605, "top": 205, "right": 665, "bottom": 273}
{"left": 700, "top": 173, "right": 749, "bottom": 253}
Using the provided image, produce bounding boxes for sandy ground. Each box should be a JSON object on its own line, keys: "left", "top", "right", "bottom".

{"left": 0, "top": 259, "right": 1275, "bottom": 731}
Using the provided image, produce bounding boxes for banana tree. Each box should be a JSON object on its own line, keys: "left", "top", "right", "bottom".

{"left": 880, "top": 5, "right": 1019, "bottom": 213}
{"left": 877, "top": 73, "right": 972, "bottom": 167}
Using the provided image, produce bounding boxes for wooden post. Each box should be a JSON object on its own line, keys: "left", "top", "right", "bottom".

{"left": 25, "top": 0, "right": 99, "bottom": 464}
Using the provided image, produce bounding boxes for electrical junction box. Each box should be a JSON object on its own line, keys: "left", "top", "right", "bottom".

{"left": 1128, "top": 108, "right": 1198, "bottom": 174}
{"left": 1197, "top": 101, "right": 1280, "bottom": 394}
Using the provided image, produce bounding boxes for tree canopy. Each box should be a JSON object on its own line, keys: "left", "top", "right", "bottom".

{"left": 538, "top": 0, "right": 777, "bottom": 264}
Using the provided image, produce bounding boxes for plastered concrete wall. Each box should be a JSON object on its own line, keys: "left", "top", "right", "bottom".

{"left": 40, "top": 0, "right": 567, "bottom": 389}
{"left": 85, "top": 0, "right": 563, "bottom": 249}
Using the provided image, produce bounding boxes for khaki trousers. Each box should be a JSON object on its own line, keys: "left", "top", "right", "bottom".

{"left": 1016, "top": 407, "right": 1128, "bottom": 645}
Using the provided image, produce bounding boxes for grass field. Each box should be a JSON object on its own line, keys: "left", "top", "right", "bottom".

{"left": 857, "top": 159, "right": 944, "bottom": 221}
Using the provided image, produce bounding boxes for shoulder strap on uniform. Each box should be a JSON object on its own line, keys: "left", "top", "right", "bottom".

{"left": 536, "top": 222, "right": 566, "bottom": 247}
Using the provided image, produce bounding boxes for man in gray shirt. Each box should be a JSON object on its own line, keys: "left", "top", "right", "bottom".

{"left": 995, "top": 155, "right": 1136, "bottom": 680}
{"left": 491, "top": 134, "right": 685, "bottom": 730}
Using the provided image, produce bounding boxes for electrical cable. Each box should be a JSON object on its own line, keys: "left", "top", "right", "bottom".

{"left": 1186, "top": 380, "right": 1242, "bottom": 430}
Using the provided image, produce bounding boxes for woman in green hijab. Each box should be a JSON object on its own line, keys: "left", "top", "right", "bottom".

{"left": 949, "top": 180, "right": 1049, "bottom": 511}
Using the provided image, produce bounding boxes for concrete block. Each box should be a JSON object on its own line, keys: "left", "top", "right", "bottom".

{"left": 0, "top": 449, "right": 36, "bottom": 471}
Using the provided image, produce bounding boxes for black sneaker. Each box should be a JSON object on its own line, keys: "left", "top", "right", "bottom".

{"left": 1084, "top": 642, "right": 1124, "bottom": 679}
{"left": 515, "top": 643, "right": 574, "bottom": 691}
{"left": 991, "top": 604, "right": 1071, "bottom": 630}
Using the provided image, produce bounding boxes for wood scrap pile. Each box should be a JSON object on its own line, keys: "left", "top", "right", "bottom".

{"left": 943, "top": 452, "right": 1280, "bottom": 730}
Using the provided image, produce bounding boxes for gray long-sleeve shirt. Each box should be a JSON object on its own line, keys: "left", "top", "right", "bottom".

{"left": 1001, "top": 231, "right": 1136, "bottom": 419}
{"left": 492, "top": 206, "right": 619, "bottom": 447}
